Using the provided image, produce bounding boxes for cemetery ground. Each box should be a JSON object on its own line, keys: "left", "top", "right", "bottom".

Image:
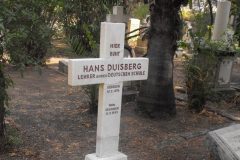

{"left": 0, "top": 39, "right": 240, "bottom": 160}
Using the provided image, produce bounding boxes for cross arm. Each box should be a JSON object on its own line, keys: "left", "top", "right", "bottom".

{"left": 68, "top": 58, "right": 149, "bottom": 86}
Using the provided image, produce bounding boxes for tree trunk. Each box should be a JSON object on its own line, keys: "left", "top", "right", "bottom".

{"left": 0, "top": 68, "right": 6, "bottom": 151}
{"left": 0, "top": 102, "right": 5, "bottom": 152}
{"left": 137, "top": 0, "right": 185, "bottom": 117}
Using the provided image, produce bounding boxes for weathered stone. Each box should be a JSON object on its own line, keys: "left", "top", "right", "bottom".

{"left": 207, "top": 124, "right": 240, "bottom": 160}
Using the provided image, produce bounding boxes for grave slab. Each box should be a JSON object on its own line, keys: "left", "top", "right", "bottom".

{"left": 207, "top": 124, "right": 240, "bottom": 160}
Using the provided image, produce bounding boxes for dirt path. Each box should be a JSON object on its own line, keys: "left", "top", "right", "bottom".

{"left": 0, "top": 62, "right": 235, "bottom": 160}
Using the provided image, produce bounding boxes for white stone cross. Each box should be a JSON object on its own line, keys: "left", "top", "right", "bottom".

{"left": 106, "top": 6, "right": 129, "bottom": 23}
{"left": 68, "top": 22, "right": 149, "bottom": 160}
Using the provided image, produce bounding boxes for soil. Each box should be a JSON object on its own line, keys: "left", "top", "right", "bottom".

{"left": 0, "top": 41, "right": 239, "bottom": 160}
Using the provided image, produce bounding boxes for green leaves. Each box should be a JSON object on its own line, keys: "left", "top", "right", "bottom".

{"left": 59, "top": 0, "right": 122, "bottom": 112}
{"left": 60, "top": 0, "right": 122, "bottom": 57}
{"left": 184, "top": 47, "right": 218, "bottom": 112}
{"left": 132, "top": 4, "right": 149, "bottom": 20}
{"left": 0, "top": 12, "right": 13, "bottom": 144}
{"left": 2, "top": 0, "right": 54, "bottom": 66}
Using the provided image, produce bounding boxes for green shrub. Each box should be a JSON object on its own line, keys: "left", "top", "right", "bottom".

{"left": 184, "top": 48, "right": 217, "bottom": 112}
{"left": 60, "top": 0, "right": 122, "bottom": 113}
{"left": 2, "top": 0, "right": 54, "bottom": 67}
{"left": 0, "top": 16, "right": 13, "bottom": 151}
{"left": 132, "top": 3, "right": 149, "bottom": 21}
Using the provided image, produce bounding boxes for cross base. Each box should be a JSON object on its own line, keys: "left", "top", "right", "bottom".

{"left": 85, "top": 153, "right": 127, "bottom": 160}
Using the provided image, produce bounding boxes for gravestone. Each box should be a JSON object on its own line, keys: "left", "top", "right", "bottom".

{"left": 217, "top": 58, "right": 234, "bottom": 87}
{"left": 127, "top": 18, "right": 141, "bottom": 48}
{"left": 207, "top": 124, "right": 240, "bottom": 160}
{"left": 212, "top": 0, "right": 235, "bottom": 89}
{"left": 68, "top": 22, "right": 149, "bottom": 160}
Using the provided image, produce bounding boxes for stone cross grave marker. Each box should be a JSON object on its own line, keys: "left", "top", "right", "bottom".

{"left": 106, "top": 6, "right": 129, "bottom": 23}
{"left": 68, "top": 22, "right": 149, "bottom": 160}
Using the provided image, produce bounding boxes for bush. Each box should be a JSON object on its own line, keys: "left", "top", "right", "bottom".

{"left": 2, "top": 0, "right": 54, "bottom": 66}
{"left": 184, "top": 37, "right": 237, "bottom": 112}
{"left": 132, "top": 3, "right": 149, "bottom": 21}
{"left": 0, "top": 16, "right": 12, "bottom": 151}
{"left": 184, "top": 48, "right": 217, "bottom": 112}
{"left": 60, "top": 0, "right": 122, "bottom": 113}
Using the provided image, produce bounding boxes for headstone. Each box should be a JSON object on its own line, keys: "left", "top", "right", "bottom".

{"left": 212, "top": 1, "right": 231, "bottom": 41}
{"left": 127, "top": 18, "right": 141, "bottom": 48}
{"left": 68, "top": 22, "right": 149, "bottom": 160}
{"left": 217, "top": 58, "right": 234, "bottom": 87}
{"left": 211, "top": 1, "right": 235, "bottom": 89}
{"left": 207, "top": 124, "right": 240, "bottom": 160}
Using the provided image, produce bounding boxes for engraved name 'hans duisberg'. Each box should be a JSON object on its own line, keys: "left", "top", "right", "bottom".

{"left": 83, "top": 63, "right": 142, "bottom": 73}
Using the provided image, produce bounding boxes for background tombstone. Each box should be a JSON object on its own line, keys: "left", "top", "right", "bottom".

{"left": 207, "top": 124, "right": 240, "bottom": 160}
{"left": 127, "top": 18, "right": 140, "bottom": 48}
{"left": 106, "top": 6, "right": 129, "bottom": 24}
{"left": 211, "top": 0, "right": 235, "bottom": 89}
{"left": 212, "top": 1, "right": 231, "bottom": 41}
{"left": 217, "top": 58, "right": 235, "bottom": 88}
